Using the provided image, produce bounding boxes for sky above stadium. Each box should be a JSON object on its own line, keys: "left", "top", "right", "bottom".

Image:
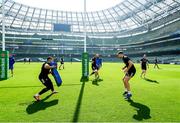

{"left": 14, "top": 0, "right": 123, "bottom": 12}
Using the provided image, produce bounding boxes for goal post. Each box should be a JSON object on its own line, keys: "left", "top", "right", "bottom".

{"left": 81, "top": 0, "right": 89, "bottom": 82}
{"left": 81, "top": 52, "right": 89, "bottom": 81}
{"left": 0, "top": 51, "right": 9, "bottom": 80}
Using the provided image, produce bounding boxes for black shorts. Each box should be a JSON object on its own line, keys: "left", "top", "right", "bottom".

{"left": 92, "top": 65, "right": 99, "bottom": 71}
{"left": 39, "top": 76, "right": 53, "bottom": 89}
{"left": 125, "top": 69, "right": 136, "bottom": 77}
{"left": 61, "top": 62, "right": 64, "bottom": 64}
{"left": 141, "top": 65, "right": 147, "bottom": 70}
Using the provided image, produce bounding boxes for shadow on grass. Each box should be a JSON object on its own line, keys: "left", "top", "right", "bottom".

{"left": 127, "top": 99, "right": 151, "bottom": 121}
{"left": 80, "top": 76, "right": 89, "bottom": 82}
{"left": 0, "top": 84, "right": 81, "bottom": 89}
{"left": 72, "top": 81, "right": 86, "bottom": 122}
{"left": 0, "top": 85, "right": 42, "bottom": 89}
{"left": 144, "top": 78, "right": 159, "bottom": 84}
{"left": 63, "top": 83, "right": 82, "bottom": 86}
{"left": 91, "top": 79, "right": 103, "bottom": 86}
{"left": 26, "top": 94, "right": 59, "bottom": 114}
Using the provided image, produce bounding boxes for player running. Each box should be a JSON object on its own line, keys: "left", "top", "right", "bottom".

{"left": 117, "top": 51, "right": 136, "bottom": 100}
{"left": 140, "top": 54, "right": 149, "bottom": 78}
{"left": 9, "top": 55, "right": 15, "bottom": 77}
{"left": 90, "top": 54, "right": 102, "bottom": 81}
{"left": 24, "top": 58, "right": 26, "bottom": 64}
{"left": 59, "top": 57, "right": 65, "bottom": 70}
{"left": 154, "top": 57, "right": 160, "bottom": 69}
{"left": 34, "top": 56, "right": 58, "bottom": 101}
{"left": 28, "top": 58, "right": 31, "bottom": 64}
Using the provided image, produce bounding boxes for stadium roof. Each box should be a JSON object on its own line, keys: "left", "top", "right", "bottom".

{"left": 0, "top": 0, "right": 180, "bottom": 36}
{"left": 13, "top": 0, "right": 123, "bottom": 12}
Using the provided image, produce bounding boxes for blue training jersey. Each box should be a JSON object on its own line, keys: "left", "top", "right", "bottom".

{"left": 9, "top": 57, "right": 15, "bottom": 65}
{"left": 9, "top": 57, "right": 15, "bottom": 69}
{"left": 96, "top": 58, "right": 102, "bottom": 68}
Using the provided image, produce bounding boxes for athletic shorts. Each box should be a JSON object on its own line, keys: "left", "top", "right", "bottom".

{"left": 141, "top": 65, "right": 147, "bottom": 70}
{"left": 9, "top": 65, "right": 14, "bottom": 70}
{"left": 125, "top": 69, "right": 136, "bottom": 77}
{"left": 39, "top": 76, "right": 53, "bottom": 89}
{"left": 61, "top": 62, "right": 64, "bottom": 64}
{"left": 92, "top": 65, "right": 99, "bottom": 71}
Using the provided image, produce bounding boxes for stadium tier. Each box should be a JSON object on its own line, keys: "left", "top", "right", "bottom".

{"left": 0, "top": 0, "right": 180, "bottom": 63}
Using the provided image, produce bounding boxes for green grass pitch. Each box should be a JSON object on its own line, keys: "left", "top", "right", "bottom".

{"left": 0, "top": 62, "right": 180, "bottom": 122}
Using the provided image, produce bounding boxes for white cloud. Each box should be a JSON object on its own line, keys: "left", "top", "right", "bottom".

{"left": 14, "top": 0, "right": 123, "bottom": 12}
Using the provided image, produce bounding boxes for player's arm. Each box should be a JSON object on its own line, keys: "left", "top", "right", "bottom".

{"left": 49, "top": 70, "right": 52, "bottom": 74}
{"left": 125, "top": 60, "right": 134, "bottom": 72}
{"left": 13, "top": 59, "right": 15, "bottom": 64}
{"left": 44, "top": 63, "right": 56, "bottom": 69}
{"left": 122, "top": 66, "right": 127, "bottom": 70}
{"left": 140, "top": 60, "right": 142, "bottom": 66}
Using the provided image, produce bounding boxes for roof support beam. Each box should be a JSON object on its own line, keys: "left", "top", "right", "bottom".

{"left": 10, "top": 4, "right": 22, "bottom": 27}
{"left": 28, "top": 8, "right": 36, "bottom": 29}
{"left": 91, "top": 12, "right": 99, "bottom": 32}
{"left": 121, "top": 2, "right": 142, "bottom": 26}
{"left": 43, "top": 10, "right": 48, "bottom": 30}
{"left": 102, "top": 10, "right": 114, "bottom": 32}
{"left": 117, "top": 6, "right": 131, "bottom": 29}
{"left": 86, "top": 13, "right": 93, "bottom": 33}
{"left": 76, "top": 12, "right": 81, "bottom": 32}
{"left": 35, "top": 9, "right": 42, "bottom": 30}
{"left": 21, "top": 7, "right": 29, "bottom": 28}
{"left": 0, "top": 2, "right": 15, "bottom": 24}
{"left": 96, "top": 11, "right": 107, "bottom": 32}
{"left": 107, "top": 9, "right": 122, "bottom": 32}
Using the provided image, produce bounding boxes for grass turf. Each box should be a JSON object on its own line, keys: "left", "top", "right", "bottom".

{"left": 0, "top": 62, "right": 180, "bottom": 122}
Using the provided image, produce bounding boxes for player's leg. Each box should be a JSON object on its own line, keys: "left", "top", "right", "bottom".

{"left": 123, "top": 76, "right": 131, "bottom": 92}
{"left": 11, "top": 69, "right": 13, "bottom": 77}
{"left": 95, "top": 72, "right": 97, "bottom": 79}
{"left": 97, "top": 71, "right": 100, "bottom": 80}
{"left": 46, "top": 78, "right": 58, "bottom": 94}
{"left": 123, "top": 70, "right": 136, "bottom": 99}
{"left": 157, "top": 64, "right": 160, "bottom": 69}
{"left": 94, "top": 67, "right": 99, "bottom": 80}
{"left": 95, "top": 70, "right": 99, "bottom": 80}
{"left": 144, "top": 70, "right": 146, "bottom": 78}
{"left": 90, "top": 66, "right": 95, "bottom": 76}
{"left": 154, "top": 64, "right": 157, "bottom": 68}
{"left": 94, "top": 69, "right": 98, "bottom": 79}
{"left": 141, "top": 65, "right": 146, "bottom": 78}
{"left": 140, "top": 69, "right": 144, "bottom": 78}
{"left": 124, "top": 75, "right": 133, "bottom": 100}
{"left": 122, "top": 76, "right": 128, "bottom": 96}
{"left": 97, "top": 67, "right": 100, "bottom": 80}
{"left": 90, "top": 71, "right": 95, "bottom": 76}
{"left": 141, "top": 69, "right": 145, "bottom": 78}
{"left": 59, "top": 64, "right": 62, "bottom": 70}
{"left": 9, "top": 65, "right": 14, "bottom": 77}
{"left": 38, "top": 88, "right": 49, "bottom": 95}
{"left": 34, "top": 77, "right": 53, "bottom": 101}
{"left": 155, "top": 64, "right": 159, "bottom": 69}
